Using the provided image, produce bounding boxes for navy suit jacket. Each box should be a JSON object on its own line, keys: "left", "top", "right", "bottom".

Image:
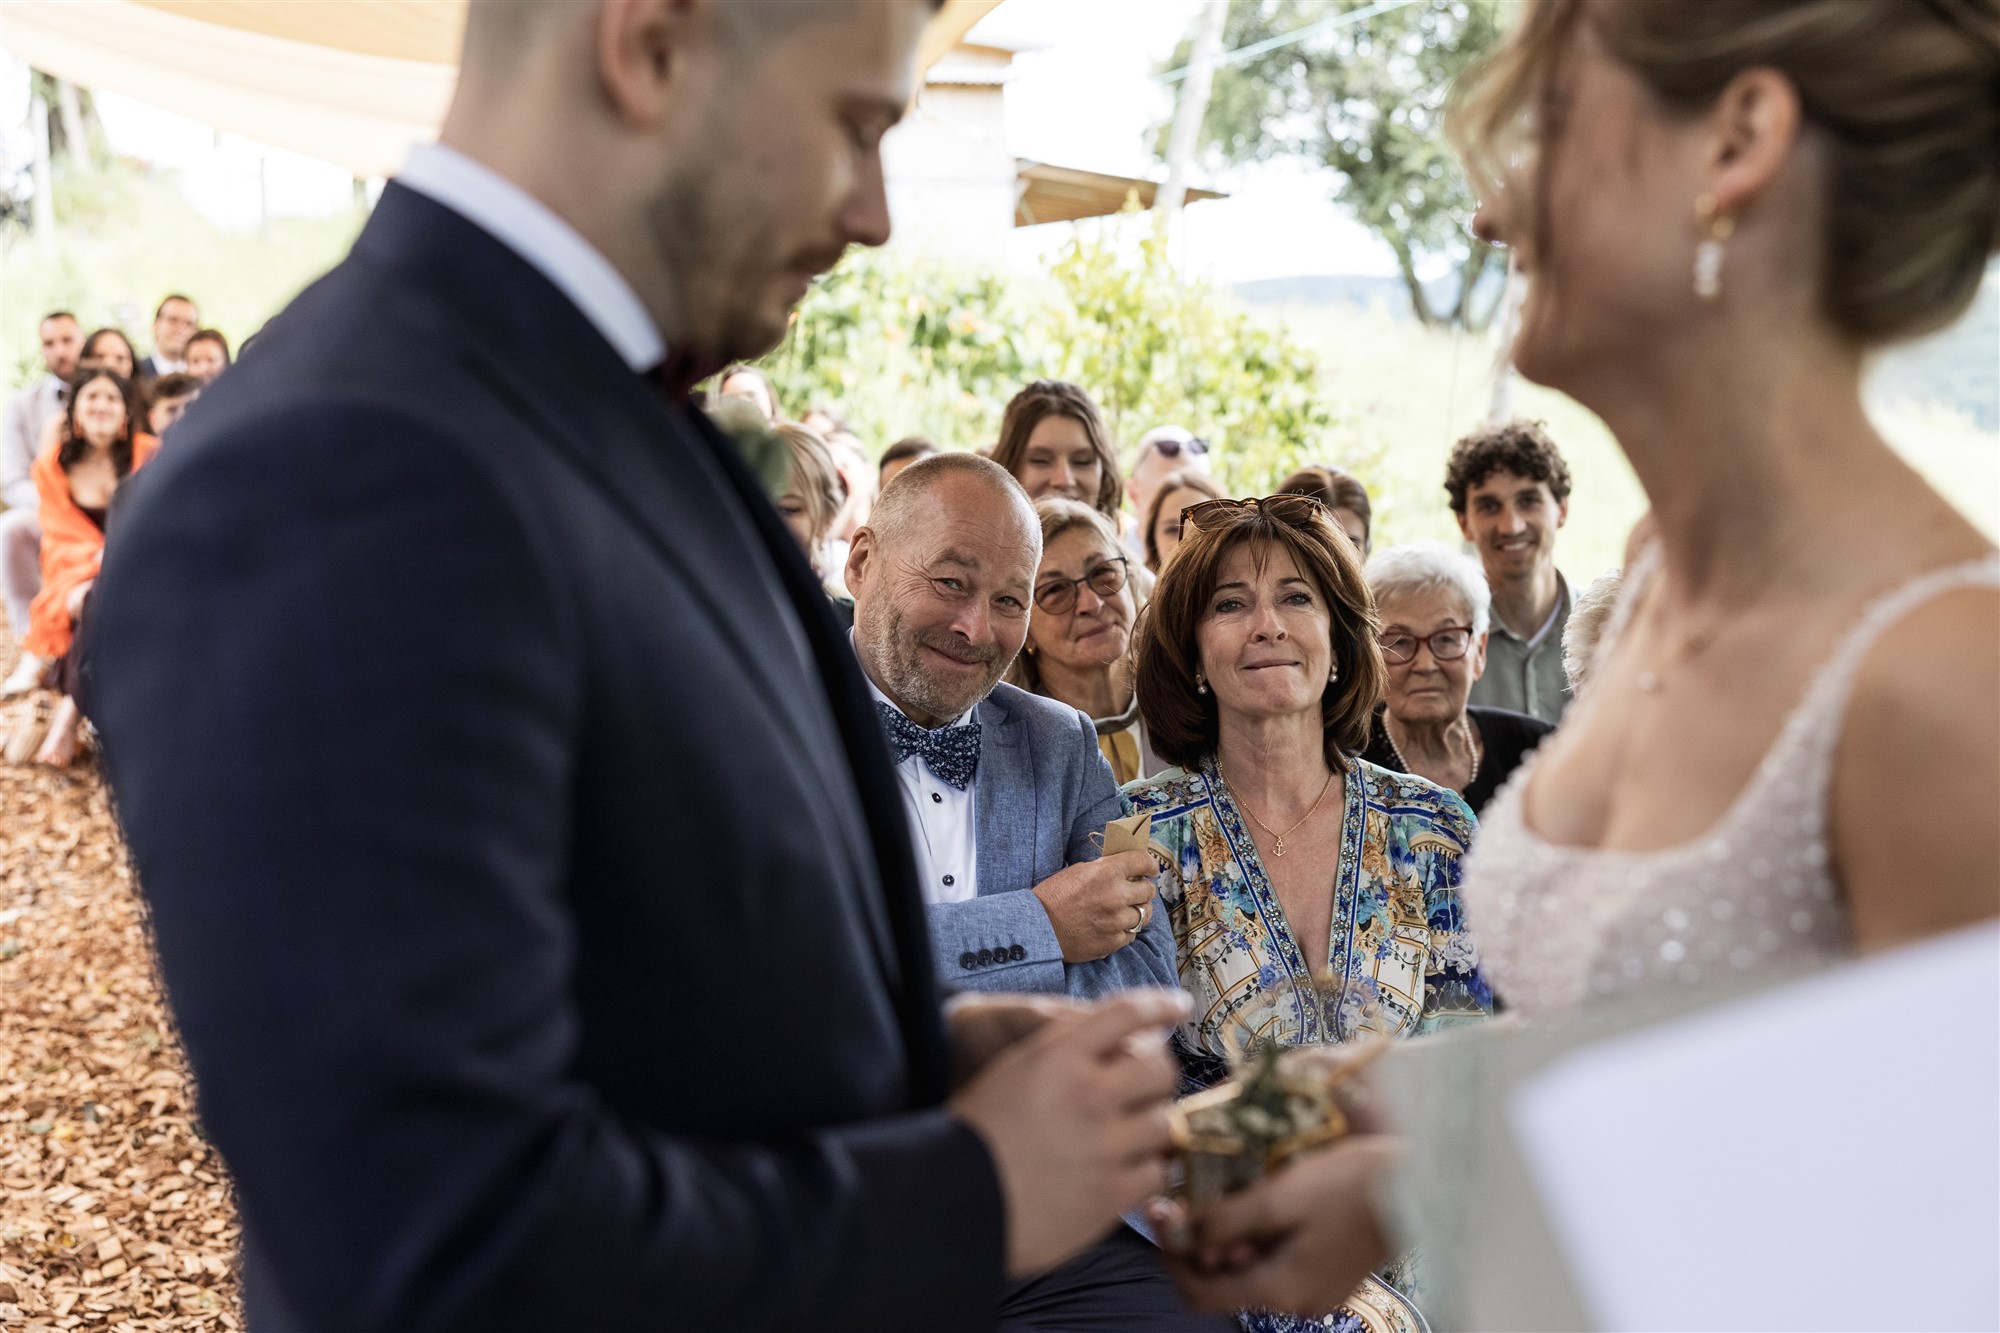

{"left": 929, "top": 683, "right": 1176, "bottom": 999}
{"left": 84, "top": 185, "right": 1004, "bottom": 1332}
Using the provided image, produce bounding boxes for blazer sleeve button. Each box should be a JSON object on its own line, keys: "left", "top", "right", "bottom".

{"left": 976, "top": 948, "right": 994, "bottom": 967}
{"left": 959, "top": 951, "right": 977, "bottom": 971}
{"left": 1009, "top": 943, "right": 1027, "bottom": 962}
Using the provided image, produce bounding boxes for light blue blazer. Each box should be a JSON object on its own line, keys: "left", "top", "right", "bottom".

{"left": 929, "top": 682, "right": 1178, "bottom": 1000}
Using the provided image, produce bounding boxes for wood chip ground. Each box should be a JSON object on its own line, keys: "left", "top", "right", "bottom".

{"left": 0, "top": 631, "right": 243, "bottom": 1331}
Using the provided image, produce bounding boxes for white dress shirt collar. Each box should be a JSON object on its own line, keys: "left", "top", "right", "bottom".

{"left": 396, "top": 143, "right": 666, "bottom": 373}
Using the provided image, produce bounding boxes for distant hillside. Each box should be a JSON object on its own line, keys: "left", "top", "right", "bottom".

{"left": 1236, "top": 266, "right": 2000, "bottom": 431}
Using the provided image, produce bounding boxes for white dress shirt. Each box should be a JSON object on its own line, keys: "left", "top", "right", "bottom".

{"left": 143, "top": 352, "right": 186, "bottom": 379}
{"left": 860, "top": 670, "right": 980, "bottom": 907}
{"left": 396, "top": 143, "right": 665, "bottom": 372}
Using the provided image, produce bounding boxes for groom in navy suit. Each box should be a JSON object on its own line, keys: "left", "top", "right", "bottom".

{"left": 80, "top": 3, "right": 1194, "bottom": 1330}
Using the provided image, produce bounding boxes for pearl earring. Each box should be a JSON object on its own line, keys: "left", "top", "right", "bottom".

{"left": 1329, "top": 664, "right": 1339, "bottom": 682}
{"left": 1694, "top": 193, "right": 1734, "bottom": 301}
{"left": 1196, "top": 674, "right": 1208, "bottom": 695}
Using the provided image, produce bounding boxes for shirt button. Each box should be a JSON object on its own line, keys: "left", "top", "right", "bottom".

{"left": 942, "top": 874, "right": 956, "bottom": 887}
{"left": 931, "top": 792, "right": 942, "bottom": 804}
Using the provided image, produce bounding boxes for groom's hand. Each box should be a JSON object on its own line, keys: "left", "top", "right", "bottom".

{"left": 944, "top": 993, "right": 1081, "bottom": 1089}
{"left": 950, "top": 988, "right": 1188, "bottom": 1278}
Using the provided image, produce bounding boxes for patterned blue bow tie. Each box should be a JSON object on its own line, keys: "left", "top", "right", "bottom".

{"left": 875, "top": 701, "right": 981, "bottom": 790}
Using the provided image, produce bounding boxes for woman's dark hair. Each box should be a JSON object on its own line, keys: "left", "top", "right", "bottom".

{"left": 1142, "top": 468, "right": 1223, "bottom": 573}
{"left": 1277, "top": 464, "right": 1374, "bottom": 553}
{"left": 1133, "top": 500, "right": 1386, "bottom": 769}
{"left": 990, "top": 380, "right": 1123, "bottom": 519}
{"left": 59, "top": 367, "right": 138, "bottom": 476}
{"left": 186, "top": 327, "right": 232, "bottom": 363}
{"left": 879, "top": 435, "right": 940, "bottom": 477}
{"left": 81, "top": 327, "right": 138, "bottom": 373}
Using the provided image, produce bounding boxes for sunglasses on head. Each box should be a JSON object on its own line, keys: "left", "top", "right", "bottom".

{"left": 1180, "top": 494, "right": 1330, "bottom": 533}
{"left": 1149, "top": 436, "right": 1210, "bottom": 461}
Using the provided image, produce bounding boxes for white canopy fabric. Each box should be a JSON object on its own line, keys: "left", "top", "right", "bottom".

{"left": 0, "top": 0, "right": 1002, "bottom": 178}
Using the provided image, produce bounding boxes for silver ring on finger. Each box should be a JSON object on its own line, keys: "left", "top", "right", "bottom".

{"left": 1126, "top": 903, "right": 1145, "bottom": 936}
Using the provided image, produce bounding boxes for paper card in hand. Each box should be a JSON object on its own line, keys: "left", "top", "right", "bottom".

{"left": 1099, "top": 811, "right": 1152, "bottom": 859}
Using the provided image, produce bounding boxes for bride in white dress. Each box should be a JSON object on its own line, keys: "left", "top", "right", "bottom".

{"left": 1158, "top": 0, "right": 1998, "bottom": 1319}
{"left": 1447, "top": 0, "right": 2000, "bottom": 1019}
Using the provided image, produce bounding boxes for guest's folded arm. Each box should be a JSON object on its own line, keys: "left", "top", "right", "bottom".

{"left": 88, "top": 407, "right": 1004, "bottom": 1333}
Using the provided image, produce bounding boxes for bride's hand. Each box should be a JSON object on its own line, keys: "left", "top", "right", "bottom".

{"left": 1151, "top": 1135, "right": 1401, "bottom": 1315}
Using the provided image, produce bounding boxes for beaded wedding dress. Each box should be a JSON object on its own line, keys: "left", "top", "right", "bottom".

{"left": 1461, "top": 549, "right": 2000, "bottom": 1019}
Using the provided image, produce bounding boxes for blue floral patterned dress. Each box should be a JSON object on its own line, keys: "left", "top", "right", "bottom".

{"left": 1122, "top": 753, "right": 1491, "bottom": 1333}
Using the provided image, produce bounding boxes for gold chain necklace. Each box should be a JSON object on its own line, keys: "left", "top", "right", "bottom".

{"left": 1223, "top": 763, "right": 1338, "bottom": 858}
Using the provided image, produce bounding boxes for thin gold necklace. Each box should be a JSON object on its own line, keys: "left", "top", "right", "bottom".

{"left": 1223, "top": 762, "right": 1338, "bottom": 858}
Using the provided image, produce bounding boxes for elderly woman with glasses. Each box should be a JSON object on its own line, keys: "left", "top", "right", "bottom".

{"left": 1122, "top": 496, "right": 1489, "bottom": 1332}
{"left": 1009, "top": 496, "right": 1165, "bottom": 784}
{"left": 1359, "top": 541, "right": 1555, "bottom": 815}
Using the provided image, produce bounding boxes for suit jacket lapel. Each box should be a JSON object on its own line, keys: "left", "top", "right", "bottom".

{"left": 974, "top": 696, "right": 1034, "bottom": 895}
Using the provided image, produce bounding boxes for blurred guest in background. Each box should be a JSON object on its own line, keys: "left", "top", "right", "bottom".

{"left": 81, "top": 328, "right": 139, "bottom": 382}
{"left": 137, "top": 295, "right": 200, "bottom": 383}
{"left": 1142, "top": 469, "right": 1222, "bottom": 575}
{"left": 1278, "top": 463, "right": 1374, "bottom": 558}
{"left": 992, "top": 380, "right": 1122, "bottom": 520}
{"left": 821, "top": 427, "right": 874, "bottom": 593}
{"left": 1013, "top": 498, "right": 1161, "bottom": 784}
{"left": 1446, "top": 420, "right": 1574, "bottom": 723}
{"left": 184, "top": 329, "right": 232, "bottom": 384}
{"left": 1562, "top": 568, "right": 1624, "bottom": 698}
{"left": 145, "top": 374, "right": 204, "bottom": 438}
{"left": 878, "top": 435, "right": 939, "bottom": 488}
{"left": 1123, "top": 425, "right": 1209, "bottom": 552}
{"left": 716, "top": 362, "right": 779, "bottom": 421}
{"left": 1361, "top": 541, "right": 1552, "bottom": 816}
{"left": 2, "top": 312, "right": 84, "bottom": 695}
{"left": 19, "top": 368, "right": 159, "bottom": 764}
{"left": 772, "top": 421, "right": 851, "bottom": 620}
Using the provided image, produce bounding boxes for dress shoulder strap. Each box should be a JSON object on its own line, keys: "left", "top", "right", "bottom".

{"left": 1770, "top": 554, "right": 2000, "bottom": 785}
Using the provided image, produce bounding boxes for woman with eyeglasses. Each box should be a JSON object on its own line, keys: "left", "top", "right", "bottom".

{"left": 1360, "top": 542, "right": 1554, "bottom": 815}
{"left": 1010, "top": 497, "right": 1163, "bottom": 784}
{"left": 1122, "top": 496, "right": 1489, "bottom": 1332}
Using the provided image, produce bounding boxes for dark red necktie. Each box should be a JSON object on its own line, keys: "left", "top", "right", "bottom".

{"left": 650, "top": 347, "right": 727, "bottom": 405}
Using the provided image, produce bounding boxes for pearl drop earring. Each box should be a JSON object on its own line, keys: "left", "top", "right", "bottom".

{"left": 1196, "top": 674, "right": 1208, "bottom": 695}
{"left": 1694, "top": 193, "right": 1735, "bottom": 301}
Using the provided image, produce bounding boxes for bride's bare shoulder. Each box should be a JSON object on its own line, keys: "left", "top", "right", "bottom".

{"left": 1834, "top": 571, "right": 2000, "bottom": 953}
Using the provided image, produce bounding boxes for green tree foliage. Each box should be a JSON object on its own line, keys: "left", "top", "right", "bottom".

{"left": 756, "top": 222, "right": 1375, "bottom": 493}
{"left": 1169, "top": 0, "right": 1506, "bottom": 329}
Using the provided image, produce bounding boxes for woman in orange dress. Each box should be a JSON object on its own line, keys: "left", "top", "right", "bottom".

{"left": 23, "top": 367, "right": 159, "bottom": 765}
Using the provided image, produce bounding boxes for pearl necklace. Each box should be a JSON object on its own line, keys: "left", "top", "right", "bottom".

{"left": 1384, "top": 717, "right": 1481, "bottom": 792}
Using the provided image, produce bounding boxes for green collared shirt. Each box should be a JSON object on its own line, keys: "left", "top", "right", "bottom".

{"left": 1470, "top": 571, "right": 1573, "bottom": 724}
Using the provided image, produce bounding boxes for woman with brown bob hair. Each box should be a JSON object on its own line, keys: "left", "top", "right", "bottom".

{"left": 1124, "top": 496, "right": 1490, "bottom": 1033}
{"left": 989, "top": 379, "right": 1123, "bottom": 519}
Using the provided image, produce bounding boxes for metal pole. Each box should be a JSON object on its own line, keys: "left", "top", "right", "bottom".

{"left": 29, "top": 89, "right": 56, "bottom": 252}
{"left": 1157, "top": 1, "right": 1228, "bottom": 226}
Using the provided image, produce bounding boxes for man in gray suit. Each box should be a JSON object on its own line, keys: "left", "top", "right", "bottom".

{"left": 846, "top": 453, "right": 1177, "bottom": 1001}
{"left": 849, "top": 452, "right": 1220, "bottom": 1328}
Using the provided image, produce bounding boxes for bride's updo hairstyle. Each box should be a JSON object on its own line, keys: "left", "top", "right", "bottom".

{"left": 1450, "top": 0, "right": 2000, "bottom": 343}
